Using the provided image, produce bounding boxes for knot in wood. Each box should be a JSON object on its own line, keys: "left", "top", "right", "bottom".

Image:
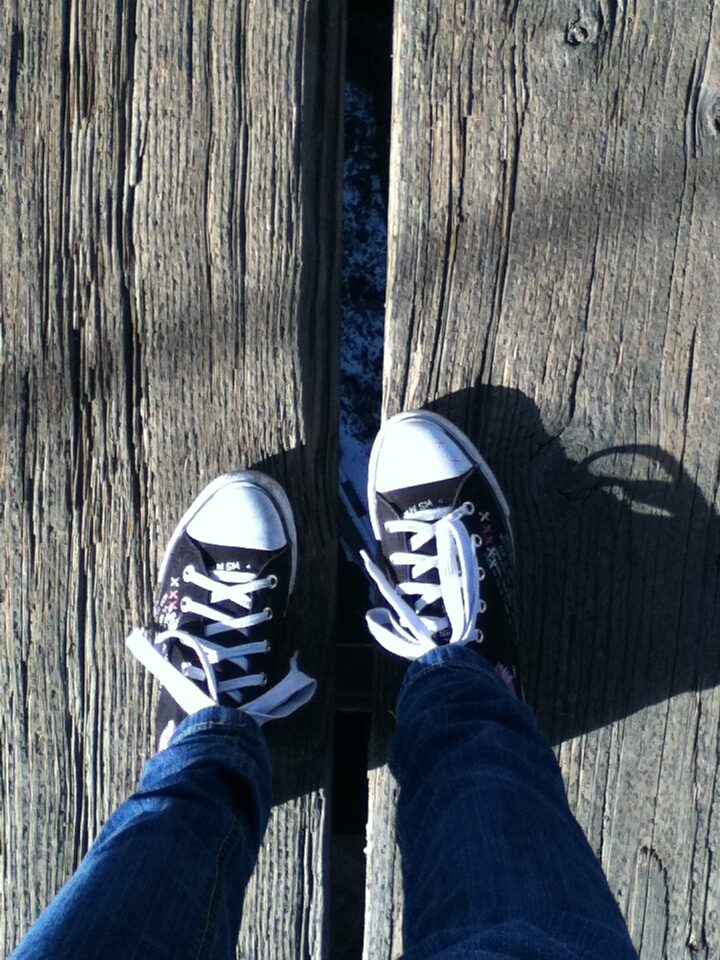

{"left": 705, "top": 88, "right": 720, "bottom": 128}
{"left": 565, "top": 17, "right": 597, "bottom": 46}
{"left": 694, "top": 84, "right": 720, "bottom": 154}
{"left": 713, "top": 107, "right": 720, "bottom": 135}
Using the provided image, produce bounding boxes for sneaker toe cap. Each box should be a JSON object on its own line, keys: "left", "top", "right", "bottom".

{"left": 375, "top": 417, "right": 472, "bottom": 493}
{"left": 187, "top": 480, "right": 287, "bottom": 550}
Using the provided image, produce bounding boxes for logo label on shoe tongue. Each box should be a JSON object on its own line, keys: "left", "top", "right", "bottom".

{"left": 405, "top": 499, "right": 435, "bottom": 515}
{"left": 215, "top": 561, "right": 250, "bottom": 572}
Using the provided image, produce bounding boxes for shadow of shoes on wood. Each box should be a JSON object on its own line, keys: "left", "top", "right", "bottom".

{"left": 423, "top": 386, "right": 720, "bottom": 745}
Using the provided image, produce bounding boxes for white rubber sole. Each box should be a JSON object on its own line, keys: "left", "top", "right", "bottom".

{"left": 157, "top": 471, "right": 298, "bottom": 597}
{"left": 366, "top": 410, "right": 514, "bottom": 557}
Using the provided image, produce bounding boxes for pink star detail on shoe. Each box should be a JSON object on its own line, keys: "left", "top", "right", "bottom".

{"left": 494, "top": 662, "right": 518, "bottom": 698}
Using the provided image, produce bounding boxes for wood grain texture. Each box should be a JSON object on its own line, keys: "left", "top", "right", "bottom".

{"left": 365, "top": 1, "right": 720, "bottom": 957}
{"left": 0, "top": 0, "right": 343, "bottom": 956}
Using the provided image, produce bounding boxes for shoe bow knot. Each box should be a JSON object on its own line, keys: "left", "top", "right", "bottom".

{"left": 361, "top": 502, "right": 484, "bottom": 659}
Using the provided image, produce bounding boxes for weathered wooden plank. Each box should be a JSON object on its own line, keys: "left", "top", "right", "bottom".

{"left": 0, "top": 1, "right": 343, "bottom": 956}
{"left": 365, "top": 2, "right": 720, "bottom": 958}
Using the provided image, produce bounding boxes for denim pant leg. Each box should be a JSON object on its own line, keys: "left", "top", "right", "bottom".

{"left": 391, "top": 645, "right": 639, "bottom": 960}
{"left": 10, "top": 706, "right": 270, "bottom": 960}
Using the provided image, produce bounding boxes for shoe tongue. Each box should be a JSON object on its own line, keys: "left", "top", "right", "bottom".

{"left": 384, "top": 477, "right": 471, "bottom": 643}
{"left": 214, "top": 569, "right": 256, "bottom": 585}
{"left": 383, "top": 476, "right": 466, "bottom": 517}
{"left": 166, "top": 539, "right": 277, "bottom": 639}
{"left": 194, "top": 540, "right": 277, "bottom": 579}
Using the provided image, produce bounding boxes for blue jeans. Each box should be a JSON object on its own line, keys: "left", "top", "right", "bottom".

{"left": 10, "top": 646, "right": 638, "bottom": 959}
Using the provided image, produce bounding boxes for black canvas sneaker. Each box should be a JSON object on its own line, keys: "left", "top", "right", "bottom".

{"left": 126, "top": 472, "right": 316, "bottom": 746}
{"left": 361, "top": 410, "right": 522, "bottom": 698}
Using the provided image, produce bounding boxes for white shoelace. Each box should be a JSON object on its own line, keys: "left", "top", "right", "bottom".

{"left": 126, "top": 564, "right": 316, "bottom": 724}
{"left": 361, "top": 502, "right": 485, "bottom": 659}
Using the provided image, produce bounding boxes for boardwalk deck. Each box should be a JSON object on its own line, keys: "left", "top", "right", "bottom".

{"left": 365, "top": 2, "right": 720, "bottom": 958}
{"left": 0, "top": 1, "right": 343, "bottom": 957}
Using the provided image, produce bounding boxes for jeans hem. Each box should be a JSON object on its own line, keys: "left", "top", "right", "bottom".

{"left": 170, "top": 706, "right": 263, "bottom": 748}
{"left": 398, "top": 644, "right": 502, "bottom": 705}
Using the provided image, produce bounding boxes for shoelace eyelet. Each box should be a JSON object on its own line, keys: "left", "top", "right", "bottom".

{"left": 478, "top": 566, "right": 486, "bottom": 581}
{"left": 264, "top": 607, "right": 273, "bottom": 620}
{"left": 182, "top": 565, "right": 194, "bottom": 582}
{"left": 462, "top": 501, "right": 476, "bottom": 515}
{"left": 479, "top": 599, "right": 487, "bottom": 613}
{"left": 180, "top": 596, "right": 190, "bottom": 612}
{"left": 472, "top": 533, "right": 482, "bottom": 548}
{"left": 267, "top": 574, "right": 278, "bottom": 589}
